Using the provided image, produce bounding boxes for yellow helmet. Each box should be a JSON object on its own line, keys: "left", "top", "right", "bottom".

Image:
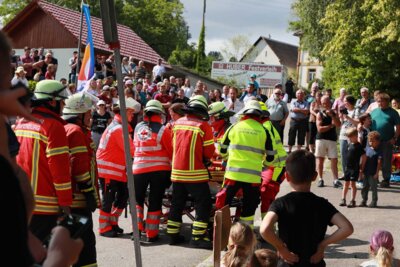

{"left": 208, "top": 102, "right": 227, "bottom": 116}
{"left": 34, "top": 80, "right": 68, "bottom": 101}
{"left": 259, "top": 101, "right": 270, "bottom": 117}
{"left": 62, "top": 93, "right": 92, "bottom": 115}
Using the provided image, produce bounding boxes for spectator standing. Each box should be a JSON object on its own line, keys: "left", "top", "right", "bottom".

{"left": 332, "top": 88, "right": 347, "bottom": 115}
{"left": 285, "top": 77, "right": 295, "bottom": 103}
{"left": 154, "top": 82, "right": 172, "bottom": 115}
{"left": 260, "top": 150, "right": 353, "bottom": 267}
{"left": 288, "top": 89, "right": 309, "bottom": 153}
{"left": 90, "top": 100, "right": 111, "bottom": 149}
{"left": 121, "top": 57, "right": 132, "bottom": 78}
{"left": 339, "top": 128, "right": 365, "bottom": 208}
{"left": 308, "top": 92, "right": 322, "bottom": 153}
{"left": 221, "top": 85, "right": 230, "bottom": 100}
{"left": 315, "top": 95, "right": 342, "bottom": 188}
{"left": 358, "top": 113, "right": 372, "bottom": 149}
{"left": 249, "top": 73, "right": 260, "bottom": 90}
{"left": 370, "top": 92, "right": 400, "bottom": 188}
{"left": 391, "top": 98, "right": 400, "bottom": 115}
{"left": 11, "top": 66, "right": 29, "bottom": 87}
{"left": 355, "top": 87, "right": 373, "bottom": 115}
{"left": 135, "top": 60, "right": 147, "bottom": 81}
{"left": 338, "top": 95, "right": 359, "bottom": 179}
{"left": 360, "top": 131, "right": 382, "bottom": 208}
{"left": 223, "top": 87, "right": 244, "bottom": 124}
{"left": 324, "top": 88, "right": 335, "bottom": 105}
{"left": 240, "top": 82, "right": 257, "bottom": 104}
{"left": 128, "top": 57, "right": 136, "bottom": 77}
{"left": 172, "top": 88, "right": 189, "bottom": 104}
{"left": 152, "top": 58, "right": 166, "bottom": 79}
{"left": 366, "top": 90, "right": 382, "bottom": 114}
{"left": 266, "top": 88, "right": 289, "bottom": 142}
{"left": 20, "top": 46, "right": 34, "bottom": 80}
{"left": 68, "top": 51, "right": 79, "bottom": 84}
{"left": 183, "top": 78, "right": 194, "bottom": 98}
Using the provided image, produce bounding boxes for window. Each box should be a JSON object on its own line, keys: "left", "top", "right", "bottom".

{"left": 308, "top": 68, "right": 316, "bottom": 82}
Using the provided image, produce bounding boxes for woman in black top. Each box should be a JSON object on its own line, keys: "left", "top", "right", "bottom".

{"left": 90, "top": 101, "right": 112, "bottom": 149}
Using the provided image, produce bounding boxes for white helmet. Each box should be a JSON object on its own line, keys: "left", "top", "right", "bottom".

{"left": 63, "top": 92, "right": 92, "bottom": 115}
{"left": 115, "top": 97, "right": 141, "bottom": 112}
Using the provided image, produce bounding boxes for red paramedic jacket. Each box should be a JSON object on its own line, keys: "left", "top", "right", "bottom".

{"left": 96, "top": 114, "right": 134, "bottom": 183}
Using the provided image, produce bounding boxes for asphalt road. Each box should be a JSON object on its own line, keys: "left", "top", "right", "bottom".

{"left": 94, "top": 116, "right": 400, "bottom": 266}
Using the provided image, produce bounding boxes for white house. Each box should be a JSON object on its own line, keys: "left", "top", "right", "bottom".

{"left": 240, "top": 36, "right": 298, "bottom": 93}
{"left": 296, "top": 49, "right": 324, "bottom": 89}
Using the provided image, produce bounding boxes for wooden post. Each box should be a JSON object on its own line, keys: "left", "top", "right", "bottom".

{"left": 213, "top": 205, "right": 231, "bottom": 267}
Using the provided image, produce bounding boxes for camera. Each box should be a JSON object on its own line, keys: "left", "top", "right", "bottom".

{"left": 339, "top": 107, "right": 348, "bottom": 115}
{"left": 57, "top": 213, "right": 90, "bottom": 239}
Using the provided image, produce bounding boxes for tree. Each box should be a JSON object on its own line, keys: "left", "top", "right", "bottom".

{"left": 220, "top": 34, "right": 251, "bottom": 62}
{"left": 207, "top": 51, "right": 223, "bottom": 62}
{"left": 0, "top": 0, "right": 188, "bottom": 60}
{"left": 168, "top": 42, "right": 197, "bottom": 69}
{"left": 120, "top": 0, "right": 188, "bottom": 59}
{"left": 290, "top": 0, "right": 400, "bottom": 97}
{"left": 195, "top": 18, "right": 206, "bottom": 73}
{"left": 289, "top": 0, "right": 334, "bottom": 60}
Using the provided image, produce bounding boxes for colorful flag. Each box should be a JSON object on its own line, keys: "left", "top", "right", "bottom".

{"left": 77, "top": 4, "right": 95, "bottom": 92}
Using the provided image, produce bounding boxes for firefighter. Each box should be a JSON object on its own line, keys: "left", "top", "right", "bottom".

{"left": 259, "top": 101, "right": 287, "bottom": 219}
{"left": 62, "top": 92, "right": 100, "bottom": 266}
{"left": 132, "top": 100, "right": 173, "bottom": 243}
{"left": 216, "top": 100, "right": 273, "bottom": 228}
{"left": 15, "top": 80, "right": 72, "bottom": 241}
{"left": 96, "top": 97, "right": 140, "bottom": 237}
{"left": 167, "top": 95, "right": 215, "bottom": 249}
{"left": 207, "top": 101, "right": 235, "bottom": 182}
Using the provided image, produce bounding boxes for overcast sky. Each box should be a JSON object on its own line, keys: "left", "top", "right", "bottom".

{"left": 180, "top": 0, "right": 298, "bottom": 53}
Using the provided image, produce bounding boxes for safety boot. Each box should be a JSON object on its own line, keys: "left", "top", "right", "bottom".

{"left": 112, "top": 225, "right": 124, "bottom": 234}
{"left": 169, "top": 234, "right": 185, "bottom": 245}
{"left": 190, "top": 237, "right": 212, "bottom": 250}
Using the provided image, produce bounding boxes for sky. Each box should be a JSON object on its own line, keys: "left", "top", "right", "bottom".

{"left": 180, "top": 0, "right": 299, "bottom": 53}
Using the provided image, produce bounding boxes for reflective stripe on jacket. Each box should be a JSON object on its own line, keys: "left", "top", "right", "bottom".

{"left": 96, "top": 114, "right": 134, "bottom": 182}
{"left": 263, "top": 120, "right": 287, "bottom": 168}
{"left": 64, "top": 123, "right": 100, "bottom": 209}
{"left": 171, "top": 115, "right": 215, "bottom": 183}
{"left": 219, "top": 116, "right": 272, "bottom": 184}
{"left": 132, "top": 116, "right": 172, "bottom": 174}
{"left": 15, "top": 107, "right": 72, "bottom": 214}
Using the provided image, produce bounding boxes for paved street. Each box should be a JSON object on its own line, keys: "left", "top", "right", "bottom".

{"left": 94, "top": 116, "right": 400, "bottom": 266}
{"left": 93, "top": 175, "right": 400, "bottom": 267}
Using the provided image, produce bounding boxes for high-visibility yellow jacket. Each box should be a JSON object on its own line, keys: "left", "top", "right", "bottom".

{"left": 219, "top": 116, "right": 273, "bottom": 184}
{"left": 262, "top": 120, "right": 287, "bottom": 168}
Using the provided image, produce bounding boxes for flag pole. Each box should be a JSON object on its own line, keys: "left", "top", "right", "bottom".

{"left": 76, "top": 0, "right": 85, "bottom": 80}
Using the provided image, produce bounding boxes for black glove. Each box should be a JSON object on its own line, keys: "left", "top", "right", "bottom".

{"left": 84, "top": 191, "right": 97, "bottom": 212}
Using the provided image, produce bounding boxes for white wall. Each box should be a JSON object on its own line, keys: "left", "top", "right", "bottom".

{"left": 242, "top": 40, "right": 281, "bottom": 65}
{"left": 14, "top": 48, "right": 76, "bottom": 82}
{"left": 297, "top": 50, "right": 323, "bottom": 89}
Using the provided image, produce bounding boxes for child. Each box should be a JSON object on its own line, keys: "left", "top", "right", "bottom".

{"left": 45, "top": 64, "right": 56, "bottom": 80}
{"left": 339, "top": 128, "right": 366, "bottom": 208}
{"left": 358, "top": 113, "right": 372, "bottom": 149}
{"left": 360, "top": 229, "right": 399, "bottom": 267}
{"left": 222, "top": 222, "right": 257, "bottom": 267}
{"left": 360, "top": 131, "right": 382, "bottom": 208}
{"left": 250, "top": 249, "right": 278, "bottom": 267}
{"left": 260, "top": 150, "right": 353, "bottom": 266}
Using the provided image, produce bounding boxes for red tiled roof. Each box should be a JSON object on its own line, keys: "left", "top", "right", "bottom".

{"left": 37, "top": 0, "right": 165, "bottom": 66}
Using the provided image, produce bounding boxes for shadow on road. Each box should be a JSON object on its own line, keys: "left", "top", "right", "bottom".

{"left": 325, "top": 238, "right": 369, "bottom": 260}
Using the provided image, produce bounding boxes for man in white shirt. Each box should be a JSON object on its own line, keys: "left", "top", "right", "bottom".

{"left": 152, "top": 58, "right": 166, "bottom": 79}
{"left": 223, "top": 87, "right": 244, "bottom": 124}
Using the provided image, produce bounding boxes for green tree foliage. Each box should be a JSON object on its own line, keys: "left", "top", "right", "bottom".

{"left": 289, "top": 0, "right": 333, "bottom": 60}
{"left": 207, "top": 51, "right": 223, "bottom": 62}
{"left": 195, "top": 18, "right": 206, "bottom": 73}
{"left": 291, "top": 0, "right": 400, "bottom": 97}
{"left": 121, "top": 0, "right": 188, "bottom": 59}
{"left": 168, "top": 42, "right": 197, "bottom": 69}
{"left": 0, "top": 0, "right": 188, "bottom": 60}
